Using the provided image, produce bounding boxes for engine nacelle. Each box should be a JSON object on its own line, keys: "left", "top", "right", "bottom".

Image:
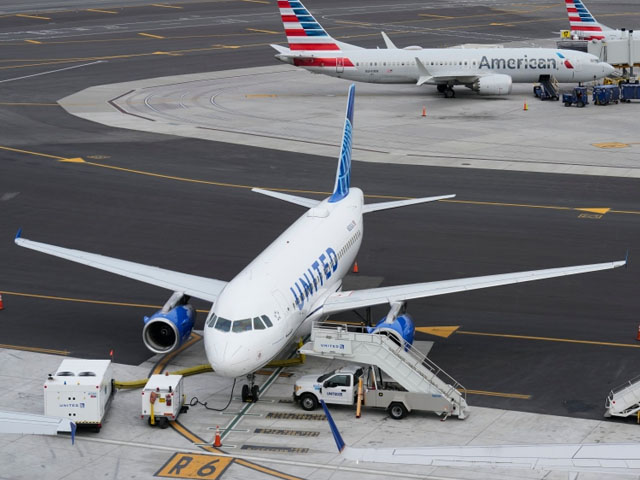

{"left": 368, "top": 314, "right": 415, "bottom": 348}
{"left": 142, "top": 304, "right": 195, "bottom": 354}
{"left": 470, "top": 74, "right": 513, "bottom": 95}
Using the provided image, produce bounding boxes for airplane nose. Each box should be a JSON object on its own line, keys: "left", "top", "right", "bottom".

{"left": 603, "top": 62, "right": 615, "bottom": 76}
{"left": 204, "top": 334, "right": 255, "bottom": 377}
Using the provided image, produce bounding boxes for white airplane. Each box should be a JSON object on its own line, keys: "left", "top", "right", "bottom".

{"left": 320, "top": 400, "right": 640, "bottom": 478}
{"left": 565, "top": 0, "right": 637, "bottom": 41}
{"left": 271, "top": 0, "right": 615, "bottom": 97}
{"left": 16, "top": 85, "right": 625, "bottom": 401}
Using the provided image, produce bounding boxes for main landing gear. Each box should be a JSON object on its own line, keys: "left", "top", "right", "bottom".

{"left": 437, "top": 84, "right": 455, "bottom": 98}
{"left": 241, "top": 373, "right": 260, "bottom": 403}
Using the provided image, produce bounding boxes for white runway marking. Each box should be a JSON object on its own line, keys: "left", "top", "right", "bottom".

{"left": 0, "top": 60, "right": 104, "bottom": 84}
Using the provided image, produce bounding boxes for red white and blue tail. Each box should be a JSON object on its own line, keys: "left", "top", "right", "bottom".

{"left": 565, "top": 0, "right": 611, "bottom": 40}
{"left": 277, "top": 0, "right": 359, "bottom": 51}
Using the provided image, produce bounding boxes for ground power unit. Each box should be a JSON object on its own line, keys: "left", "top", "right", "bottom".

{"left": 141, "top": 374, "right": 186, "bottom": 428}
{"left": 44, "top": 359, "right": 114, "bottom": 432}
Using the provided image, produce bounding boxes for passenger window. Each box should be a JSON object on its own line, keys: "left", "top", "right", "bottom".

{"left": 232, "top": 319, "right": 253, "bottom": 333}
{"left": 215, "top": 317, "right": 231, "bottom": 332}
{"left": 261, "top": 315, "right": 273, "bottom": 327}
{"left": 253, "top": 317, "right": 266, "bottom": 330}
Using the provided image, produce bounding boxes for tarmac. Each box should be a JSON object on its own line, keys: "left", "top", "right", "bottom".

{"left": 60, "top": 64, "right": 640, "bottom": 178}
{"left": 3, "top": 337, "right": 640, "bottom": 480}
{"left": 2, "top": 1, "right": 640, "bottom": 479}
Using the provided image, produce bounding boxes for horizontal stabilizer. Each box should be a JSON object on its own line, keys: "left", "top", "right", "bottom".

{"left": 270, "top": 44, "right": 290, "bottom": 55}
{"left": 252, "top": 188, "right": 320, "bottom": 209}
{"left": 363, "top": 194, "right": 455, "bottom": 214}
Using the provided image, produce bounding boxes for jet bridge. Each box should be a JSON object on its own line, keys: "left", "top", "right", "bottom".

{"left": 605, "top": 374, "right": 640, "bottom": 419}
{"left": 299, "top": 322, "right": 469, "bottom": 419}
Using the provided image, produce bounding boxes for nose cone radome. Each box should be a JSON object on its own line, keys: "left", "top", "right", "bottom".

{"left": 205, "top": 334, "right": 258, "bottom": 378}
{"left": 603, "top": 62, "right": 615, "bottom": 76}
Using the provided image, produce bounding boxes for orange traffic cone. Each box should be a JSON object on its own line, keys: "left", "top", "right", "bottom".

{"left": 523, "top": 101, "right": 528, "bottom": 111}
{"left": 636, "top": 325, "right": 640, "bottom": 342}
{"left": 0, "top": 294, "right": 4, "bottom": 311}
{"left": 213, "top": 425, "right": 222, "bottom": 447}
{"left": 352, "top": 262, "right": 359, "bottom": 274}
{"left": 421, "top": 106, "right": 426, "bottom": 117}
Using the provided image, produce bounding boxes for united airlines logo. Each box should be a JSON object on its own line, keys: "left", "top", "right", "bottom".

{"left": 290, "top": 247, "right": 338, "bottom": 310}
{"left": 479, "top": 55, "right": 559, "bottom": 70}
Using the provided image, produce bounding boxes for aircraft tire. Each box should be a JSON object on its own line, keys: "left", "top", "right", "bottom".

{"left": 241, "top": 384, "right": 250, "bottom": 402}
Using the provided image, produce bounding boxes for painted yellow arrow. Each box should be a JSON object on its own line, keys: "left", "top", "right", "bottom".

{"left": 58, "top": 157, "right": 85, "bottom": 163}
{"left": 576, "top": 207, "right": 610, "bottom": 215}
{"left": 415, "top": 326, "right": 460, "bottom": 338}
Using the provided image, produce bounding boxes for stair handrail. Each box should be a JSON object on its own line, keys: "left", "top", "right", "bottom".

{"left": 312, "top": 322, "right": 467, "bottom": 404}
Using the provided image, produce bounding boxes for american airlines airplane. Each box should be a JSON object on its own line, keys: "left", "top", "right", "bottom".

{"left": 272, "top": 0, "right": 614, "bottom": 97}
{"left": 16, "top": 85, "right": 625, "bottom": 401}
{"left": 321, "top": 401, "right": 640, "bottom": 477}
{"left": 565, "top": 0, "right": 637, "bottom": 41}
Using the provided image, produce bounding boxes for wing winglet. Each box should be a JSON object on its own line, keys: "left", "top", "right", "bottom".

{"left": 321, "top": 400, "right": 346, "bottom": 453}
{"left": 15, "top": 228, "right": 22, "bottom": 240}
{"left": 381, "top": 31, "right": 397, "bottom": 49}
{"left": 415, "top": 57, "right": 433, "bottom": 86}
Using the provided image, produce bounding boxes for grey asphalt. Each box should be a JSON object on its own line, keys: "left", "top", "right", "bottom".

{"left": 1, "top": 0, "right": 640, "bottom": 422}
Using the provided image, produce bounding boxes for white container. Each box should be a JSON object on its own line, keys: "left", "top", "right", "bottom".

{"left": 141, "top": 374, "right": 184, "bottom": 427}
{"left": 43, "top": 359, "right": 113, "bottom": 430}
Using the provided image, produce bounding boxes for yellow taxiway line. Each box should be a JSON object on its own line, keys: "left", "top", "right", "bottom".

{"left": 465, "top": 389, "right": 531, "bottom": 400}
{"left": 0, "top": 343, "right": 69, "bottom": 356}
{"left": 458, "top": 330, "right": 640, "bottom": 349}
{"left": 2, "top": 145, "right": 637, "bottom": 216}
{"left": 138, "top": 32, "right": 165, "bottom": 39}
{"left": 0, "top": 290, "right": 209, "bottom": 313}
{"left": 16, "top": 13, "right": 50, "bottom": 20}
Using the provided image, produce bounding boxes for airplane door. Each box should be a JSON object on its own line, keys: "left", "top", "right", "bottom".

{"left": 336, "top": 57, "right": 344, "bottom": 74}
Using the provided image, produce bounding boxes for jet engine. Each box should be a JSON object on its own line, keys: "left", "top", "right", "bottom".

{"left": 367, "top": 302, "right": 415, "bottom": 348}
{"left": 469, "top": 74, "right": 513, "bottom": 95}
{"left": 142, "top": 292, "right": 195, "bottom": 354}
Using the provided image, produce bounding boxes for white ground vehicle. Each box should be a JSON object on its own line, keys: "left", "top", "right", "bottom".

{"left": 294, "top": 365, "right": 454, "bottom": 419}
{"left": 44, "top": 359, "right": 114, "bottom": 431}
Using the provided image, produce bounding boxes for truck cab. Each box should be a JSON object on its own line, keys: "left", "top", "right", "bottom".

{"left": 294, "top": 365, "right": 364, "bottom": 411}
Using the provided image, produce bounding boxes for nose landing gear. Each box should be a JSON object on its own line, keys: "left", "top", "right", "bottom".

{"left": 241, "top": 373, "right": 260, "bottom": 403}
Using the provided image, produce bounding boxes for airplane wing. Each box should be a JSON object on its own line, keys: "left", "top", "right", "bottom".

{"left": 15, "top": 232, "right": 227, "bottom": 303}
{"left": 414, "top": 57, "right": 482, "bottom": 86}
{"left": 321, "top": 400, "right": 640, "bottom": 477}
{"left": 321, "top": 260, "right": 626, "bottom": 315}
{"left": 0, "top": 410, "right": 76, "bottom": 444}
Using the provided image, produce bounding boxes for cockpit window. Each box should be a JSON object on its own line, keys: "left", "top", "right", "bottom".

{"left": 232, "top": 319, "right": 252, "bottom": 333}
{"left": 261, "top": 315, "right": 273, "bottom": 327}
{"left": 253, "top": 317, "right": 266, "bottom": 330}
{"left": 206, "top": 313, "right": 217, "bottom": 328}
{"left": 214, "top": 317, "right": 231, "bottom": 332}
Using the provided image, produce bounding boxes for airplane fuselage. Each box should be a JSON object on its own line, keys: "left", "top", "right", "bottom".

{"left": 204, "top": 189, "right": 364, "bottom": 377}
{"left": 283, "top": 48, "right": 611, "bottom": 86}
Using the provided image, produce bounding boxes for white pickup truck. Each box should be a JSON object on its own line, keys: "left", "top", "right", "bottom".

{"left": 294, "top": 365, "right": 449, "bottom": 419}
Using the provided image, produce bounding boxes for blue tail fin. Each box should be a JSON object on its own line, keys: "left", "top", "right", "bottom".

{"left": 329, "top": 84, "right": 355, "bottom": 203}
{"left": 320, "top": 400, "right": 346, "bottom": 452}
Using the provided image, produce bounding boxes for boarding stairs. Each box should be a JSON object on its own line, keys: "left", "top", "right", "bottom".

{"left": 605, "top": 374, "right": 640, "bottom": 418}
{"left": 535, "top": 74, "right": 560, "bottom": 100}
{"left": 299, "top": 322, "right": 469, "bottom": 419}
